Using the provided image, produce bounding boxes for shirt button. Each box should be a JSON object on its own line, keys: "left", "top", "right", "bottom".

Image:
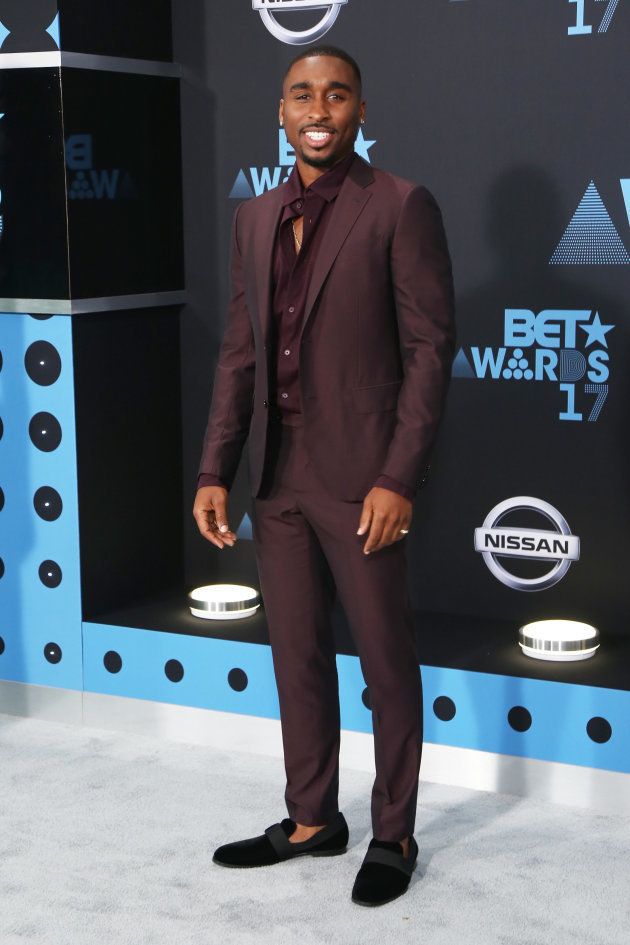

{"left": 296, "top": 201, "right": 303, "bottom": 210}
{"left": 281, "top": 392, "right": 288, "bottom": 399}
{"left": 284, "top": 349, "right": 290, "bottom": 355}
{"left": 288, "top": 306, "right": 295, "bottom": 313}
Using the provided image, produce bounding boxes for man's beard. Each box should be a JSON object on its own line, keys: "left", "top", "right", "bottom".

{"left": 298, "top": 148, "right": 340, "bottom": 169}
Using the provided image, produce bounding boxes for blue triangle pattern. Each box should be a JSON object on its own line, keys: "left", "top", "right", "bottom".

{"left": 236, "top": 512, "right": 253, "bottom": 540}
{"left": 229, "top": 169, "right": 254, "bottom": 200}
{"left": 550, "top": 181, "right": 630, "bottom": 265}
{"left": 452, "top": 348, "right": 476, "bottom": 379}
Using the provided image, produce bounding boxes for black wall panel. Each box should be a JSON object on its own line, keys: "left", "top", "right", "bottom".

{"left": 58, "top": 0, "right": 172, "bottom": 61}
{"left": 0, "top": 68, "right": 69, "bottom": 298}
{"left": 62, "top": 69, "right": 184, "bottom": 299}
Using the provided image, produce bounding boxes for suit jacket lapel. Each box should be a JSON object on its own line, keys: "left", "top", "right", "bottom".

{"left": 301, "top": 156, "right": 374, "bottom": 335}
{"left": 251, "top": 156, "right": 374, "bottom": 340}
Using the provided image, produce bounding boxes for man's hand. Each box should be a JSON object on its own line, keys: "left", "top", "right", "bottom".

{"left": 357, "top": 487, "right": 412, "bottom": 554}
{"left": 193, "top": 486, "right": 238, "bottom": 549}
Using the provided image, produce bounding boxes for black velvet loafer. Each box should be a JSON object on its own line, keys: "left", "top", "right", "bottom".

{"left": 212, "top": 810, "right": 349, "bottom": 868}
{"left": 351, "top": 835, "right": 419, "bottom": 906}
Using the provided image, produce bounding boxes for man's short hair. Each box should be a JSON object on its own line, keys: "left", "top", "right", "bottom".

{"left": 283, "top": 46, "right": 362, "bottom": 93}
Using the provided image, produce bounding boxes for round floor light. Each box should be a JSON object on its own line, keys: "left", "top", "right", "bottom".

{"left": 518, "top": 619, "right": 599, "bottom": 661}
{"left": 188, "top": 583, "right": 260, "bottom": 620}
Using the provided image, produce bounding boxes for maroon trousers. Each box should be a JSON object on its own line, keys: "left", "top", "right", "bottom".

{"left": 250, "top": 413, "right": 423, "bottom": 842}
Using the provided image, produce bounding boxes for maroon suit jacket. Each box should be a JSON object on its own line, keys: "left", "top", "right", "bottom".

{"left": 197, "top": 155, "right": 456, "bottom": 502}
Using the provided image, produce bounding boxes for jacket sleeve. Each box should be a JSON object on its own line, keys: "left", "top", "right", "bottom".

{"left": 197, "top": 473, "right": 229, "bottom": 491}
{"left": 379, "top": 185, "right": 456, "bottom": 489}
{"left": 196, "top": 201, "right": 256, "bottom": 492}
{"left": 372, "top": 472, "right": 416, "bottom": 501}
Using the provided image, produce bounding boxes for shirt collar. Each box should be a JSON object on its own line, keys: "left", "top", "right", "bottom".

{"left": 281, "top": 151, "right": 356, "bottom": 207}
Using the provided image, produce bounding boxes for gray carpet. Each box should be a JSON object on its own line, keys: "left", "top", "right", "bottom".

{"left": 0, "top": 712, "right": 628, "bottom": 945}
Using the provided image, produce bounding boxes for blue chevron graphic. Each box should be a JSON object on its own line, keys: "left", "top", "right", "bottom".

{"left": 452, "top": 348, "right": 476, "bottom": 378}
{"left": 229, "top": 169, "right": 255, "bottom": 200}
{"left": 550, "top": 180, "right": 630, "bottom": 265}
{"left": 236, "top": 512, "right": 254, "bottom": 540}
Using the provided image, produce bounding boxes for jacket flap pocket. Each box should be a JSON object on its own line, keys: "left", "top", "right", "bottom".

{"left": 350, "top": 379, "right": 402, "bottom": 413}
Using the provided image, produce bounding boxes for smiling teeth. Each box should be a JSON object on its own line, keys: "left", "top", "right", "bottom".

{"left": 306, "top": 131, "right": 331, "bottom": 140}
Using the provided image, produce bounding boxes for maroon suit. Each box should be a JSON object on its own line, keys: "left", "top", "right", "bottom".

{"left": 198, "top": 154, "right": 455, "bottom": 841}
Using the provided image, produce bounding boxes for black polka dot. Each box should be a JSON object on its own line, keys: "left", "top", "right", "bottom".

{"left": 33, "top": 486, "right": 63, "bottom": 521}
{"left": 0, "top": 487, "right": 4, "bottom": 512}
{"left": 0, "top": 636, "right": 4, "bottom": 655}
{"left": 38, "top": 559, "right": 62, "bottom": 588}
{"left": 25, "top": 341, "right": 61, "bottom": 386}
{"left": 103, "top": 651, "right": 122, "bottom": 673}
{"left": 0, "top": 349, "right": 3, "bottom": 372}
{"left": 165, "top": 659, "right": 184, "bottom": 682}
{"left": 586, "top": 717, "right": 612, "bottom": 744}
{"left": 227, "top": 667, "right": 248, "bottom": 691}
{"left": 508, "top": 706, "right": 532, "bottom": 732}
{"left": 44, "top": 642, "right": 62, "bottom": 664}
{"left": 29, "top": 313, "right": 53, "bottom": 320}
{"left": 0, "top": 417, "right": 3, "bottom": 440}
{"left": 433, "top": 696, "right": 456, "bottom": 721}
{"left": 0, "top": 558, "right": 4, "bottom": 579}
{"left": 29, "top": 412, "right": 62, "bottom": 451}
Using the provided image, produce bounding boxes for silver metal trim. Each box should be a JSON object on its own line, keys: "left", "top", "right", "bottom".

{"left": 0, "top": 291, "right": 187, "bottom": 316}
{"left": 0, "top": 298, "right": 72, "bottom": 315}
{"left": 70, "top": 291, "right": 187, "bottom": 313}
{"left": 519, "top": 629, "right": 600, "bottom": 653}
{"left": 0, "top": 51, "right": 61, "bottom": 70}
{"left": 0, "top": 50, "right": 181, "bottom": 78}
{"left": 187, "top": 591, "right": 261, "bottom": 613}
{"left": 61, "top": 52, "right": 182, "bottom": 78}
{"left": 252, "top": 0, "right": 347, "bottom": 8}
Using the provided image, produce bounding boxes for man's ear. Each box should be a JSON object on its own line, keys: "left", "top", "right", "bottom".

{"left": 279, "top": 99, "right": 285, "bottom": 126}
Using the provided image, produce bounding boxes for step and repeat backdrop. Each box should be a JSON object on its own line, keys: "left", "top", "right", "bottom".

{"left": 184, "top": 0, "right": 629, "bottom": 671}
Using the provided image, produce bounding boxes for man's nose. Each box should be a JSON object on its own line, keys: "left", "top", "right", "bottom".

{"left": 308, "top": 97, "right": 331, "bottom": 121}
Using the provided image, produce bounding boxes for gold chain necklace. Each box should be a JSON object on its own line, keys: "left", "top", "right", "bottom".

{"left": 291, "top": 218, "right": 302, "bottom": 252}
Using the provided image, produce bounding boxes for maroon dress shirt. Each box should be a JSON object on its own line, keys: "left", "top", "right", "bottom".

{"left": 198, "top": 152, "right": 418, "bottom": 501}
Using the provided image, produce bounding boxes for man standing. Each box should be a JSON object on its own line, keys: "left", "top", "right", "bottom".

{"left": 193, "top": 46, "right": 455, "bottom": 906}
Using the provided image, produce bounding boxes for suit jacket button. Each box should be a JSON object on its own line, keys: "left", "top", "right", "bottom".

{"left": 263, "top": 400, "right": 268, "bottom": 408}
